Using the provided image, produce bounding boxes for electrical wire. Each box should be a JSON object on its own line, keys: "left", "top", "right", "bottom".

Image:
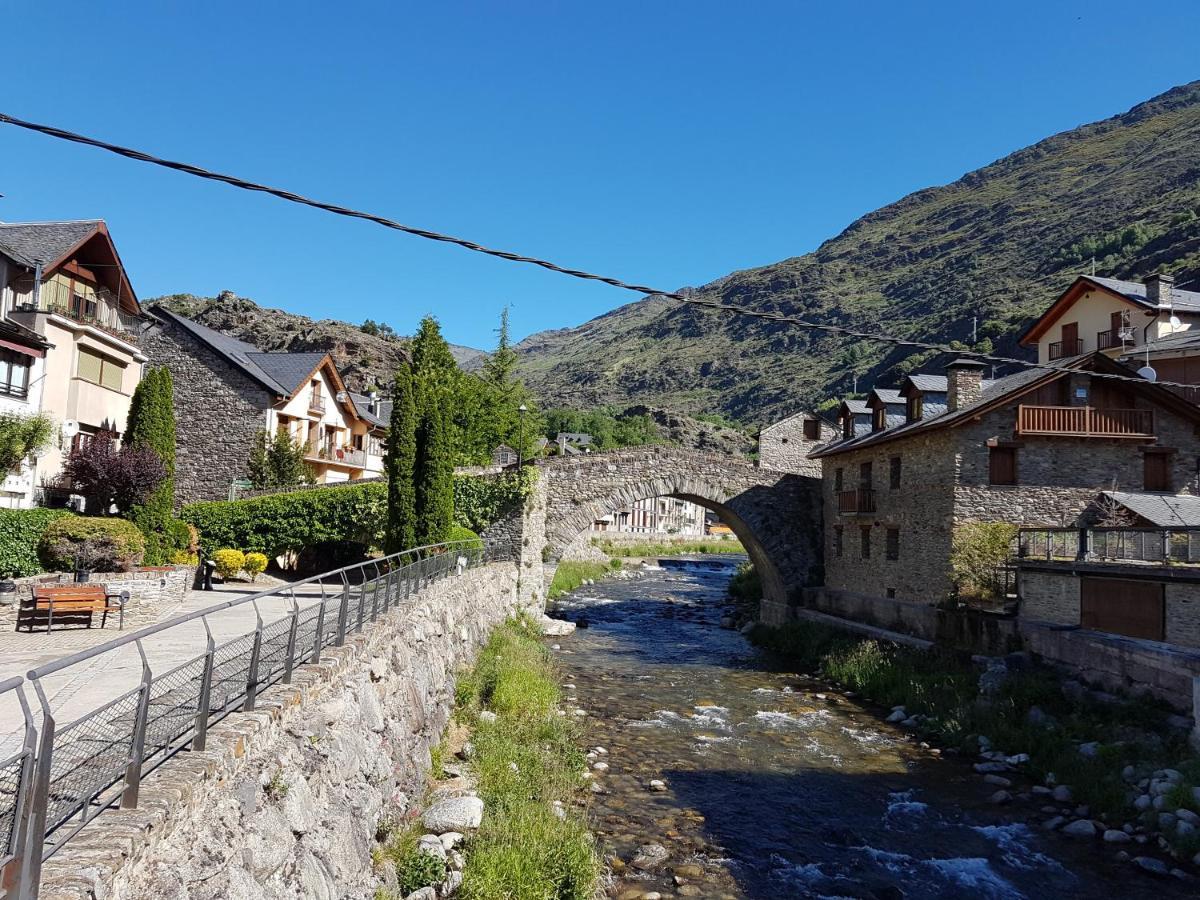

{"left": 3, "top": 110, "right": 1199, "bottom": 392}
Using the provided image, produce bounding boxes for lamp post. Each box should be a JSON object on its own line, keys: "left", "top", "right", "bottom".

{"left": 517, "top": 404, "right": 528, "bottom": 470}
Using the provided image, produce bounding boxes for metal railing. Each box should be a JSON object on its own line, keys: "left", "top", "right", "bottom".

{"left": 1017, "top": 526, "right": 1200, "bottom": 566}
{"left": 1096, "top": 328, "right": 1128, "bottom": 351}
{"left": 0, "top": 539, "right": 493, "bottom": 899}
{"left": 1047, "top": 338, "right": 1083, "bottom": 360}
{"left": 1015, "top": 405, "right": 1154, "bottom": 437}
{"left": 13, "top": 280, "right": 139, "bottom": 343}
{"left": 308, "top": 393, "right": 326, "bottom": 413}
{"left": 307, "top": 445, "right": 368, "bottom": 468}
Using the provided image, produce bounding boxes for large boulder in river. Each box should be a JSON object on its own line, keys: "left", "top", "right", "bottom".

{"left": 538, "top": 616, "right": 576, "bottom": 636}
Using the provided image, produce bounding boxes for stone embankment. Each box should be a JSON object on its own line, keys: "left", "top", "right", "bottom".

{"left": 40, "top": 562, "right": 524, "bottom": 900}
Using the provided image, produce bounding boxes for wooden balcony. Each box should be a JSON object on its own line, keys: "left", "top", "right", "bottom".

{"left": 837, "top": 488, "right": 876, "bottom": 515}
{"left": 1047, "top": 338, "right": 1083, "bottom": 360}
{"left": 1016, "top": 405, "right": 1154, "bottom": 438}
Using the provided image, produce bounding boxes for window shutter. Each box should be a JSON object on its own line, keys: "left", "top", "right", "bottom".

{"left": 1144, "top": 453, "right": 1170, "bottom": 492}
{"left": 989, "top": 447, "right": 1016, "bottom": 485}
{"left": 77, "top": 348, "right": 102, "bottom": 383}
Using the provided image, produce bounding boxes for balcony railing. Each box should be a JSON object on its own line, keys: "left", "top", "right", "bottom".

{"left": 14, "top": 279, "right": 139, "bottom": 343}
{"left": 1096, "top": 329, "right": 1129, "bottom": 351}
{"left": 306, "top": 445, "right": 367, "bottom": 468}
{"left": 1047, "top": 338, "right": 1083, "bottom": 360}
{"left": 1018, "top": 526, "right": 1200, "bottom": 567}
{"left": 308, "top": 394, "right": 326, "bottom": 414}
{"left": 1016, "top": 405, "right": 1154, "bottom": 438}
{"left": 837, "top": 488, "right": 876, "bottom": 515}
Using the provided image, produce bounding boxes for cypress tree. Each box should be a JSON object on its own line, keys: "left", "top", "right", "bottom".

{"left": 411, "top": 316, "right": 456, "bottom": 545}
{"left": 384, "top": 362, "right": 418, "bottom": 553}
{"left": 124, "top": 367, "right": 177, "bottom": 563}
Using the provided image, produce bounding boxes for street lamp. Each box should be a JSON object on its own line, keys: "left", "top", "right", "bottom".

{"left": 517, "top": 404, "right": 528, "bottom": 470}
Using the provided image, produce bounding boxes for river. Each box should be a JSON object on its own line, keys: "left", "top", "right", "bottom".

{"left": 546, "top": 556, "right": 1194, "bottom": 900}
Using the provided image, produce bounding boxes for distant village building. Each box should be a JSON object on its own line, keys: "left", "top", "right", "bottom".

{"left": 756, "top": 410, "right": 837, "bottom": 475}
{"left": 491, "top": 444, "right": 518, "bottom": 467}
{"left": 0, "top": 220, "right": 144, "bottom": 508}
{"left": 143, "top": 307, "right": 387, "bottom": 503}
{"left": 555, "top": 432, "right": 593, "bottom": 455}
{"left": 591, "top": 495, "right": 706, "bottom": 536}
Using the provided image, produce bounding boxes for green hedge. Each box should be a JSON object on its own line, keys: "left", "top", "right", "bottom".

{"left": 0, "top": 508, "right": 74, "bottom": 577}
{"left": 182, "top": 482, "right": 388, "bottom": 559}
{"left": 182, "top": 473, "right": 531, "bottom": 560}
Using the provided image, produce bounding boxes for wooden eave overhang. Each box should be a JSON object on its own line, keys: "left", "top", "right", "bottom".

{"left": 1019, "top": 276, "right": 1150, "bottom": 346}
{"left": 41, "top": 223, "right": 140, "bottom": 314}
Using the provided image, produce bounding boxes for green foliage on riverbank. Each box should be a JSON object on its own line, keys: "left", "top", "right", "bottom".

{"left": 750, "top": 622, "right": 1200, "bottom": 823}
{"left": 547, "top": 560, "right": 615, "bottom": 599}
{"left": 592, "top": 537, "right": 744, "bottom": 557}
{"left": 727, "top": 561, "right": 761, "bottom": 604}
{"left": 455, "top": 617, "right": 600, "bottom": 899}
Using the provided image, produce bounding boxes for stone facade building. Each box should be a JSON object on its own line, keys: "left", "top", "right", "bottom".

{"left": 757, "top": 410, "right": 838, "bottom": 475}
{"left": 142, "top": 307, "right": 389, "bottom": 504}
{"left": 811, "top": 354, "right": 1200, "bottom": 606}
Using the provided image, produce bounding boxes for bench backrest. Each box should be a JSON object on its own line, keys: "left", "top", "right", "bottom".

{"left": 32, "top": 584, "right": 107, "bottom": 612}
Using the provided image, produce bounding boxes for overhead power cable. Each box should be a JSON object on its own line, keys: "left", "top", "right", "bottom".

{"left": 2, "top": 110, "right": 1198, "bottom": 392}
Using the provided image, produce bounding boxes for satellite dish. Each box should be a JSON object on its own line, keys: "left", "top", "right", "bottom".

{"left": 1170, "top": 314, "right": 1182, "bottom": 328}
{"left": 60, "top": 420, "right": 79, "bottom": 438}
{"left": 1137, "top": 365, "right": 1158, "bottom": 382}
{"left": 335, "top": 391, "right": 349, "bottom": 403}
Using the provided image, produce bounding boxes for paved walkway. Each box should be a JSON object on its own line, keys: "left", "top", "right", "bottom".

{"left": 0, "top": 575, "right": 331, "bottom": 751}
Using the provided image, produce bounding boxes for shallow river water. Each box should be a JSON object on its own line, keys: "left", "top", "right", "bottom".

{"left": 547, "top": 556, "right": 1195, "bottom": 900}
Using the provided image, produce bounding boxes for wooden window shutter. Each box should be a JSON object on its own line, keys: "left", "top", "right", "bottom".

{"left": 803, "top": 418, "right": 820, "bottom": 440}
{"left": 1144, "top": 452, "right": 1170, "bottom": 492}
{"left": 989, "top": 447, "right": 1016, "bottom": 485}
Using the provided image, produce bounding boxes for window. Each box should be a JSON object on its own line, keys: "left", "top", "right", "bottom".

{"left": 989, "top": 446, "right": 1017, "bottom": 486}
{"left": 0, "top": 350, "right": 31, "bottom": 399}
{"left": 889, "top": 456, "right": 902, "bottom": 489}
{"left": 76, "top": 348, "right": 124, "bottom": 391}
{"left": 834, "top": 467, "right": 844, "bottom": 492}
{"left": 842, "top": 415, "right": 853, "bottom": 440}
{"left": 860, "top": 525, "right": 871, "bottom": 559}
{"left": 1144, "top": 451, "right": 1171, "bottom": 492}
{"left": 906, "top": 394, "right": 923, "bottom": 423}
{"left": 803, "top": 418, "right": 820, "bottom": 440}
{"left": 886, "top": 588, "right": 897, "bottom": 599}
{"left": 834, "top": 525, "right": 844, "bottom": 558}
{"left": 859, "top": 461, "right": 873, "bottom": 489}
{"left": 886, "top": 527, "right": 900, "bottom": 560}
{"left": 872, "top": 406, "right": 886, "bottom": 432}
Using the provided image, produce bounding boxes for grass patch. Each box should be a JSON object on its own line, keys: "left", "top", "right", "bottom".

{"left": 593, "top": 537, "right": 745, "bottom": 557}
{"left": 727, "top": 561, "right": 761, "bottom": 605}
{"left": 455, "top": 616, "right": 600, "bottom": 899}
{"left": 377, "top": 826, "right": 449, "bottom": 896}
{"left": 547, "top": 560, "right": 613, "bottom": 599}
{"left": 750, "top": 621, "right": 1199, "bottom": 823}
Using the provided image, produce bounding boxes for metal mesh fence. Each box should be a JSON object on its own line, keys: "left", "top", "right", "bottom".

{"left": 209, "top": 634, "right": 256, "bottom": 714}
{"left": 142, "top": 655, "right": 207, "bottom": 763}
{"left": 0, "top": 749, "right": 27, "bottom": 856}
{"left": 256, "top": 616, "right": 294, "bottom": 684}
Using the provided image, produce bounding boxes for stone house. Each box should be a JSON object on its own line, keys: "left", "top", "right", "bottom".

{"left": 756, "top": 409, "right": 838, "bottom": 474}
{"left": 0, "top": 220, "right": 146, "bottom": 508}
{"left": 810, "top": 354, "right": 1200, "bottom": 605}
{"left": 142, "top": 307, "right": 388, "bottom": 503}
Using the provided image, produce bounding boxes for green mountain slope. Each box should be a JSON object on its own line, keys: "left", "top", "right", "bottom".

{"left": 514, "top": 81, "right": 1200, "bottom": 424}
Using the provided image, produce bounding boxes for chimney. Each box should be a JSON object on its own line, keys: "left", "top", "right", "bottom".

{"left": 945, "top": 359, "right": 987, "bottom": 412}
{"left": 368, "top": 391, "right": 379, "bottom": 415}
{"left": 1145, "top": 272, "right": 1175, "bottom": 308}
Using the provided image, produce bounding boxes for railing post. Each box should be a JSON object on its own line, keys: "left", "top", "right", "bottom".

{"left": 192, "top": 617, "right": 216, "bottom": 752}
{"left": 356, "top": 571, "right": 367, "bottom": 633}
{"left": 335, "top": 574, "right": 350, "bottom": 646}
{"left": 122, "top": 641, "right": 152, "bottom": 809}
{"left": 244, "top": 603, "right": 263, "bottom": 712}
{"left": 312, "top": 584, "right": 327, "bottom": 663}
{"left": 369, "top": 562, "right": 382, "bottom": 622}
{"left": 1076, "top": 527, "right": 1089, "bottom": 561}
{"left": 283, "top": 590, "right": 300, "bottom": 685}
{"left": 8, "top": 684, "right": 36, "bottom": 900}
{"left": 23, "top": 681, "right": 56, "bottom": 900}
{"left": 1163, "top": 529, "right": 1172, "bottom": 567}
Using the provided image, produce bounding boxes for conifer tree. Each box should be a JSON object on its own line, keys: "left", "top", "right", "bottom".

{"left": 124, "top": 367, "right": 177, "bottom": 563}
{"left": 384, "top": 362, "right": 418, "bottom": 553}
{"left": 411, "top": 316, "right": 456, "bottom": 545}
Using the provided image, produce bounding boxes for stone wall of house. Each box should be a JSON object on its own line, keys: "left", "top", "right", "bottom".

{"left": 821, "top": 428, "right": 958, "bottom": 604}
{"left": 758, "top": 413, "right": 838, "bottom": 476}
{"left": 38, "top": 562, "right": 523, "bottom": 900}
{"left": 141, "top": 317, "right": 275, "bottom": 505}
{"left": 1017, "top": 568, "right": 1080, "bottom": 625}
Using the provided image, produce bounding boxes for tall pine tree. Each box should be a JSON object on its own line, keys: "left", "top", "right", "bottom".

{"left": 124, "top": 367, "right": 177, "bottom": 563}
{"left": 411, "top": 316, "right": 456, "bottom": 545}
{"left": 384, "top": 362, "right": 418, "bottom": 553}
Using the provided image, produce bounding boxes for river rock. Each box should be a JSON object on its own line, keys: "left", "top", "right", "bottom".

{"left": 631, "top": 843, "right": 670, "bottom": 870}
{"left": 974, "top": 762, "right": 1009, "bottom": 774}
{"left": 417, "top": 834, "right": 447, "bottom": 861}
{"left": 539, "top": 616, "right": 576, "bottom": 636}
{"left": 1061, "top": 819, "right": 1096, "bottom": 838}
{"left": 990, "top": 790, "right": 1013, "bottom": 805}
{"left": 423, "top": 797, "right": 484, "bottom": 832}
{"left": 1158, "top": 812, "right": 1176, "bottom": 830}
{"left": 1043, "top": 816, "right": 1065, "bottom": 831}
{"left": 405, "top": 888, "right": 437, "bottom": 900}
{"left": 984, "top": 774, "right": 1012, "bottom": 787}
{"left": 1078, "top": 742, "right": 1100, "bottom": 758}
{"left": 1104, "top": 829, "right": 1132, "bottom": 843}
{"left": 1051, "top": 785, "right": 1073, "bottom": 803}
{"left": 1135, "top": 794, "right": 1152, "bottom": 811}
{"left": 1134, "top": 856, "right": 1169, "bottom": 876}
{"left": 886, "top": 709, "right": 907, "bottom": 723}
{"left": 648, "top": 779, "right": 668, "bottom": 792}
{"left": 593, "top": 761, "right": 610, "bottom": 771}
{"left": 439, "top": 832, "right": 464, "bottom": 850}
{"left": 441, "top": 870, "right": 464, "bottom": 896}
{"left": 1176, "top": 808, "right": 1200, "bottom": 826}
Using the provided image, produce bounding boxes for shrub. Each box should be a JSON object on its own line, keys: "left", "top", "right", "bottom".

{"left": 951, "top": 522, "right": 1018, "bottom": 601}
{"left": 728, "top": 561, "right": 761, "bottom": 603}
{"left": 0, "top": 412, "right": 53, "bottom": 476}
{"left": 243, "top": 551, "right": 268, "bottom": 581}
{"left": 38, "top": 517, "right": 146, "bottom": 573}
{"left": 0, "top": 508, "right": 74, "bottom": 577}
{"left": 213, "top": 548, "right": 246, "bottom": 580}
{"left": 124, "top": 367, "right": 177, "bottom": 564}
{"left": 446, "top": 525, "right": 483, "bottom": 551}
{"left": 452, "top": 470, "right": 533, "bottom": 533}
{"left": 170, "top": 550, "right": 199, "bottom": 565}
{"left": 62, "top": 428, "right": 167, "bottom": 513}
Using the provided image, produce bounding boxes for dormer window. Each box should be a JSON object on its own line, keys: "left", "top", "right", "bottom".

{"left": 872, "top": 406, "right": 886, "bottom": 432}
{"left": 842, "top": 415, "right": 853, "bottom": 440}
{"left": 906, "top": 394, "right": 922, "bottom": 423}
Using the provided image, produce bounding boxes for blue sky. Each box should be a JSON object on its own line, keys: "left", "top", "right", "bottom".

{"left": 2, "top": 1, "right": 1199, "bottom": 350}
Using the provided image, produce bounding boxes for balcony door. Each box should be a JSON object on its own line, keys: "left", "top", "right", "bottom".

{"left": 1060, "top": 322, "right": 1079, "bottom": 356}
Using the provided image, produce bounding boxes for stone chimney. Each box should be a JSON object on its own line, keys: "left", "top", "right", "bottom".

{"left": 946, "top": 359, "right": 987, "bottom": 412}
{"left": 1145, "top": 273, "right": 1175, "bottom": 308}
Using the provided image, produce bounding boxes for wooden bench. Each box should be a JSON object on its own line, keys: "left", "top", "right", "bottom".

{"left": 15, "top": 584, "right": 127, "bottom": 633}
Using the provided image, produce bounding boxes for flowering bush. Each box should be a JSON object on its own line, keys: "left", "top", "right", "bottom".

{"left": 213, "top": 548, "right": 246, "bottom": 580}
{"left": 243, "top": 551, "right": 268, "bottom": 581}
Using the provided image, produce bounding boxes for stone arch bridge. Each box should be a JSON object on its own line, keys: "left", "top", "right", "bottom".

{"left": 486, "top": 446, "right": 822, "bottom": 625}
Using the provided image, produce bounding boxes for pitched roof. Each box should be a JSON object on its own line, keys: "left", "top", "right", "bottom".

{"left": 870, "top": 388, "right": 905, "bottom": 406}
{"left": 1087, "top": 276, "right": 1200, "bottom": 312}
{"left": 1102, "top": 491, "right": 1200, "bottom": 527}
{"left": 907, "top": 373, "right": 948, "bottom": 393}
{"left": 841, "top": 399, "right": 869, "bottom": 415}
{"left": 349, "top": 391, "right": 390, "bottom": 429}
{"left": 759, "top": 408, "right": 838, "bottom": 435}
{"left": 1021, "top": 276, "right": 1200, "bottom": 346}
{"left": 247, "top": 352, "right": 329, "bottom": 395}
{"left": 1119, "top": 328, "right": 1200, "bottom": 358}
{"left": 0, "top": 220, "right": 101, "bottom": 268}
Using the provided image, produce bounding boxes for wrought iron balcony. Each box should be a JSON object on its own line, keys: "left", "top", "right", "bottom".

{"left": 1096, "top": 329, "right": 1127, "bottom": 351}
{"left": 1016, "top": 405, "right": 1154, "bottom": 438}
{"left": 837, "top": 488, "right": 876, "bottom": 515}
{"left": 14, "top": 279, "right": 139, "bottom": 344}
{"left": 1047, "top": 338, "right": 1083, "bottom": 360}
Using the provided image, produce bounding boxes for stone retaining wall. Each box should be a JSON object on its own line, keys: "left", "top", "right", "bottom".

{"left": 37, "top": 562, "right": 524, "bottom": 900}
{"left": 0, "top": 566, "right": 195, "bottom": 630}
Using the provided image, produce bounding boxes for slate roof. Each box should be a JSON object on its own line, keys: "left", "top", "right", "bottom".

{"left": 349, "top": 391, "right": 390, "bottom": 429}
{"left": 0, "top": 220, "right": 100, "bottom": 268}
{"left": 907, "top": 374, "right": 947, "bottom": 393}
{"left": 1102, "top": 491, "right": 1200, "bottom": 527}
{"left": 871, "top": 388, "right": 905, "bottom": 406}
{"left": 1086, "top": 276, "right": 1200, "bottom": 313}
{"left": 557, "top": 432, "right": 593, "bottom": 444}
{"left": 1119, "top": 329, "right": 1200, "bottom": 357}
{"left": 247, "top": 352, "right": 328, "bottom": 395}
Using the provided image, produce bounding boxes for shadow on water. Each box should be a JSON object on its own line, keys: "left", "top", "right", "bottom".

{"left": 548, "top": 557, "right": 1196, "bottom": 900}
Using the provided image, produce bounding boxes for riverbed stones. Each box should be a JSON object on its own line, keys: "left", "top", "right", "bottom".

{"left": 631, "top": 842, "right": 670, "bottom": 870}
{"left": 1104, "top": 829, "right": 1132, "bottom": 843}
{"left": 1051, "top": 785, "right": 1073, "bottom": 803}
{"left": 974, "top": 762, "right": 1009, "bottom": 774}
{"left": 422, "top": 796, "right": 484, "bottom": 832}
{"left": 885, "top": 709, "right": 907, "bottom": 723}
{"left": 989, "top": 790, "right": 1013, "bottom": 804}
{"left": 1062, "top": 819, "right": 1096, "bottom": 838}
{"left": 983, "top": 774, "right": 1012, "bottom": 787}
{"left": 405, "top": 888, "right": 437, "bottom": 900}
{"left": 538, "top": 616, "right": 576, "bottom": 636}
{"left": 1134, "top": 856, "right": 1170, "bottom": 876}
